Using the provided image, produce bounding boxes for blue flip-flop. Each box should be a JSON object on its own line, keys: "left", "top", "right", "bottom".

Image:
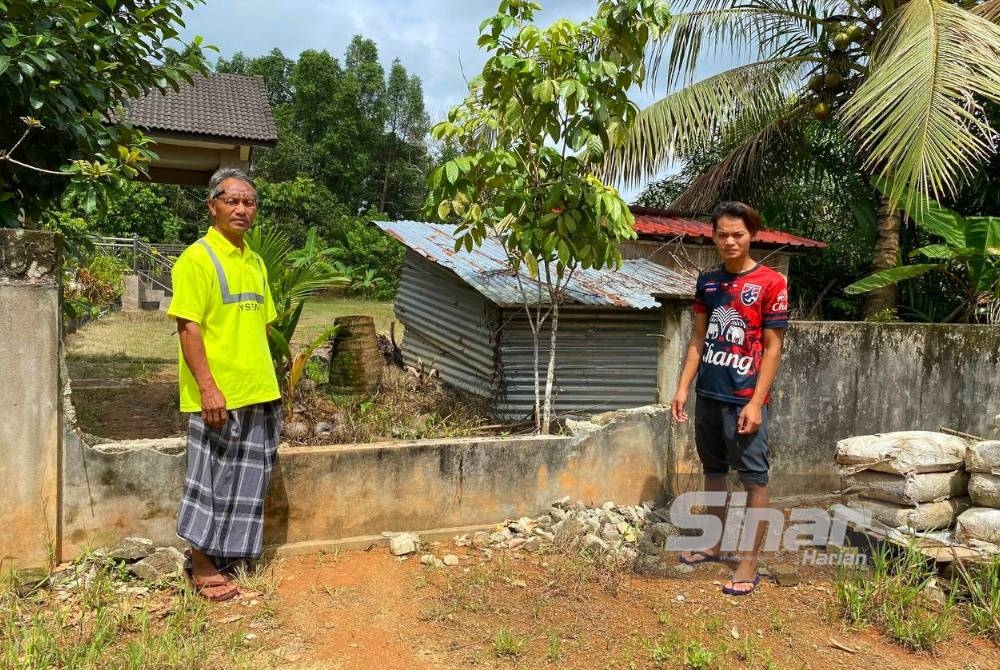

{"left": 722, "top": 572, "right": 761, "bottom": 596}
{"left": 678, "top": 550, "right": 723, "bottom": 566}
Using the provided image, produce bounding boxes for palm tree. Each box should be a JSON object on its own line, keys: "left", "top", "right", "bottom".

{"left": 604, "top": 0, "right": 1000, "bottom": 317}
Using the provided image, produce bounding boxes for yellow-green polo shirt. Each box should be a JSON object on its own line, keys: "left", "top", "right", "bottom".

{"left": 167, "top": 226, "right": 280, "bottom": 412}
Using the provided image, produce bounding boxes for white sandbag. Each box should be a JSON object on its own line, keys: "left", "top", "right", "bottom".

{"left": 835, "top": 431, "right": 967, "bottom": 475}
{"left": 968, "top": 473, "right": 1000, "bottom": 508}
{"left": 956, "top": 507, "right": 1000, "bottom": 546}
{"left": 847, "top": 496, "right": 971, "bottom": 531}
{"left": 965, "top": 441, "right": 1000, "bottom": 474}
{"left": 840, "top": 469, "right": 968, "bottom": 505}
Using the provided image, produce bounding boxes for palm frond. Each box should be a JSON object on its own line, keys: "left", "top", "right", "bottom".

{"left": 664, "top": 4, "right": 823, "bottom": 91}
{"left": 669, "top": 105, "right": 809, "bottom": 213}
{"left": 973, "top": 0, "right": 1000, "bottom": 23}
{"left": 839, "top": 0, "right": 1000, "bottom": 209}
{"left": 602, "top": 58, "right": 805, "bottom": 188}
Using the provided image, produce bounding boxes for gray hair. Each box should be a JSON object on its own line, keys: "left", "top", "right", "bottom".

{"left": 207, "top": 167, "right": 255, "bottom": 200}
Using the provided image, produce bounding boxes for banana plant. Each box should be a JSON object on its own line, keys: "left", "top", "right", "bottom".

{"left": 845, "top": 179, "right": 1000, "bottom": 322}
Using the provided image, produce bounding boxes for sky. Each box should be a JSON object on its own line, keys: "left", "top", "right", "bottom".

{"left": 177, "top": 0, "right": 742, "bottom": 198}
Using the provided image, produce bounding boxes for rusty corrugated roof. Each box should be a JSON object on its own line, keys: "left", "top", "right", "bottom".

{"left": 376, "top": 220, "right": 695, "bottom": 308}
{"left": 630, "top": 206, "right": 827, "bottom": 249}
{"left": 118, "top": 73, "right": 277, "bottom": 145}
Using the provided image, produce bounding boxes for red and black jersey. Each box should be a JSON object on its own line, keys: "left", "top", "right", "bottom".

{"left": 692, "top": 263, "right": 788, "bottom": 405}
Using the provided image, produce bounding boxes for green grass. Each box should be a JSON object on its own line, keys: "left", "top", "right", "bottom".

{"left": 65, "top": 297, "right": 397, "bottom": 371}
{"left": 295, "top": 296, "right": 398, "bottom": 345}
{"left": 835, "top": 542, "right": 955, "bottom": 651}
{"left": 0, "top": 562, "right": 262, "bottom": 670}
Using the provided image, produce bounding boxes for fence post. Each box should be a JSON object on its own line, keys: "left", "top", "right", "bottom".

{"left": 132, "top": 233, "right": 139, "bottom": 273}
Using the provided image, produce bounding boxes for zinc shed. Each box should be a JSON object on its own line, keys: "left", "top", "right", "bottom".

{"left": 375, "top": 220, "right": 695, "bottom": 420}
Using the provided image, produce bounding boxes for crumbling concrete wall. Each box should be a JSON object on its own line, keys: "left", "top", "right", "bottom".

{"left": 664, "top": 320, "right": 1000, "bottom": 498}
{"left": 0, "top": 229, "right": 62, "bottom": 568}
{"left": 61, "top": 407, "right": 671, "bottom": 555}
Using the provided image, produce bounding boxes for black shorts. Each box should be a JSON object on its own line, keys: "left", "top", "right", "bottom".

{"left": 694, "top": 395, "right": 770, "bottom": 487}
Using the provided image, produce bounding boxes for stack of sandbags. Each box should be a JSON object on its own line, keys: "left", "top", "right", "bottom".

{"left": 837, "top": 431, "right": 970, "bottom": 531}
{"left": 956, "top": 441, "right": 1000, "bottom": 550}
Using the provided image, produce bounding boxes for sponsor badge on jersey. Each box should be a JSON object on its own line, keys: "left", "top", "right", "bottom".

{"left": 740, "top": 283, "right": 762, "bottom": 306}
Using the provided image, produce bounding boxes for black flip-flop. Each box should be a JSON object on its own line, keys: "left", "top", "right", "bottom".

{"left": 678, "top": 550, "right": 723, "bottom": 566}
{"left": 722, "top": 572, "right": 761, "bottom": 596}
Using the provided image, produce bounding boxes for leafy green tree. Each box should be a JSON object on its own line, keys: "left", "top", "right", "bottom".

{"left": 324, "top": 213, "right": 405, "bottom": 301}
{"left": 216, "top": 48, "right": 295, "bottom": 106}
{"left": 378, "top": 59, "right": 431, "bottom": 217}
{"left": 427, "top": 0, "right": 670, "bottom": 433}
{"left": 604, "top": 0, "right": 1000, "bottom": 318}
{"left": 86, "top": 181, "right": 185, "bottom": 242}
{"left": 0, "top": 0, "right": 210, "bottom": 226}
{"left": 255, "top": 177, "right": 344, "bottom": 247}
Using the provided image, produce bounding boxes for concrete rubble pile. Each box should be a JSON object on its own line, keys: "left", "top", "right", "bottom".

{"left": 837, "top": 431, "right": 971, "bottom": 531}
{"left": 956, "top": 440, "right": 1000, "bottom": 551}
{"left": 407, "top": 497, "right": 681, "bottom": 574}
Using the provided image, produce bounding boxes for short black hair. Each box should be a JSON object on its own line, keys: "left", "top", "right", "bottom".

{"left": 711, "top": 201, "right": 762, "bottom": 235}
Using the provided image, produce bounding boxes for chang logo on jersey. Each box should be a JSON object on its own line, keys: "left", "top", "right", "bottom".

{"left": 705, "top": 306, "right": 753, "bottom": 375}
{"left": 707, "top": 306, "right": 746, "bottom": 345}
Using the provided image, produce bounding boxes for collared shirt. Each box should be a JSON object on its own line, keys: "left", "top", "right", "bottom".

{"left": 168, "top": 226, "right": 279, "bottom": 412}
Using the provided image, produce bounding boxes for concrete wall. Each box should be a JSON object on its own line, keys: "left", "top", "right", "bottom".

{"left": 664, "top": 320, "right": 1000, "bottom": 498}
{"left": 62, "top": 407, "right": 670, "bottom": 555}
{"left": 0, "top": 229, "right": 62, "bottom": 568}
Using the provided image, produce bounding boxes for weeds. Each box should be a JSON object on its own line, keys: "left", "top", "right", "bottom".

{"left": 547, "top": 632, "right": 561, "bottom": 661}
{"left": 834, "top": 542, "right": 953, "bottom": 651}
{"left": 951, "top": 555, "right": 1000, "bottom": 641}
{"left": 683, "top": 640, "right": 714, "bottom": 670}
{"left": 647, "top": 631, "right": 681, "bottom": 665}
{"left": 492, "top": 627, "right": 526, "bottom": 658}
{"left": 0, "top": 558, "right": 259, "bottom": 670}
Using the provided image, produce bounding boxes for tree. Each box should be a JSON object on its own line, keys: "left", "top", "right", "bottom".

{"left": 0, "top": 0, "right": 210, "bottom": 226}
{"left": 379, "top": 59, "right": 431, "bottom": 217}
{"left": 427, "top": 0, "right": 670, "bottom": 433}
{"left": 216, "top": 48, "right": 294, "bottom": 106}
{"left": 603, "top": 0, "right": 1000, "bottom": 318}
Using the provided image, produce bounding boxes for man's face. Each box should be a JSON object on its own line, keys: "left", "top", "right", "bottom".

{"left": 207, "top": 178, "right": 258, "bottom": 239}
{"left": 712, "top": 215, "right": 753, "bottom": 263}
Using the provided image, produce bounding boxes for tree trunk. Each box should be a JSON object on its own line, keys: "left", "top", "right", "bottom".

{"left": 541, "top": 300, "right": 559, "bottom": 435}
{"left": 863, "top": 194, "right": 901, "bottom": 318}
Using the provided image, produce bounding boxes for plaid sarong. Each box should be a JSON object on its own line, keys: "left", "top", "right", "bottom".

{"left": 176, "top": 400, "right": 281, "bottom": 559}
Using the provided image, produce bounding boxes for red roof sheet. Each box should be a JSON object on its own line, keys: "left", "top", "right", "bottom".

{"left": 629, "top": 206, "right": 827, "bottom": 249}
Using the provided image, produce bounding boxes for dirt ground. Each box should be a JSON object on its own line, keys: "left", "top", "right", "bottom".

{"left": 69, "top": 364, "right": 186, "bottom": 439}
{"left": 206, "top": 542, "right": 1000, "bottom": 670}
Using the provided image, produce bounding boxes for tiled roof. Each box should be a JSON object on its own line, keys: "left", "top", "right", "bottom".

{"left": 630, "top": 206, "right": 827, "bottom": 249}
{"left": 376, "top": 220, "right": 696, "bottom": 308}
{"left": 118, "top": 73, "right": 277, "bottom": 145}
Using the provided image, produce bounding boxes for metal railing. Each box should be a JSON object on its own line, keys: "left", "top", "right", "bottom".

{"left": 93, "top": 234, "right": 181, "bottom": 294}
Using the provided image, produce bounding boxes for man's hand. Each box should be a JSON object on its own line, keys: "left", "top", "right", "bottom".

{"left": 199, "top": 382, "right": 228, "bottom": 429}
{"left": 671, "top": 388, "right": 689, "bottom": 423}
{"left": 737, "top": 401, "right": 763, "bottom": 435}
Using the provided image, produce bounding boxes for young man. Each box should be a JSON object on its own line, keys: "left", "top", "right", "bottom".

{"left": 670, "top": 201, "right": 788, "bottom": 596}
{"left": 168, "top": 168, "right": 281, "bottom": 602}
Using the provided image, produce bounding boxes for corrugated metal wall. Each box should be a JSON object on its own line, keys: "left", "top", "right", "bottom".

{"left": 497, "top": 306, "right": 663, "bottom": 420}
{"left": 394, "top": 251, "right": 500, "bottom": 398}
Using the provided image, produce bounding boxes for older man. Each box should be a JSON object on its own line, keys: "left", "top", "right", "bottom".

{"left": 168, "top": 167, "right": 280, "bottom": 602}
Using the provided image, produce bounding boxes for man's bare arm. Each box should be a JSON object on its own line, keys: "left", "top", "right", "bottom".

{"left": 671, "top": 312, "right": 708, "bottom": 422}
{"left": 176, "top": 318, "right": 227, "bottom": 429}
